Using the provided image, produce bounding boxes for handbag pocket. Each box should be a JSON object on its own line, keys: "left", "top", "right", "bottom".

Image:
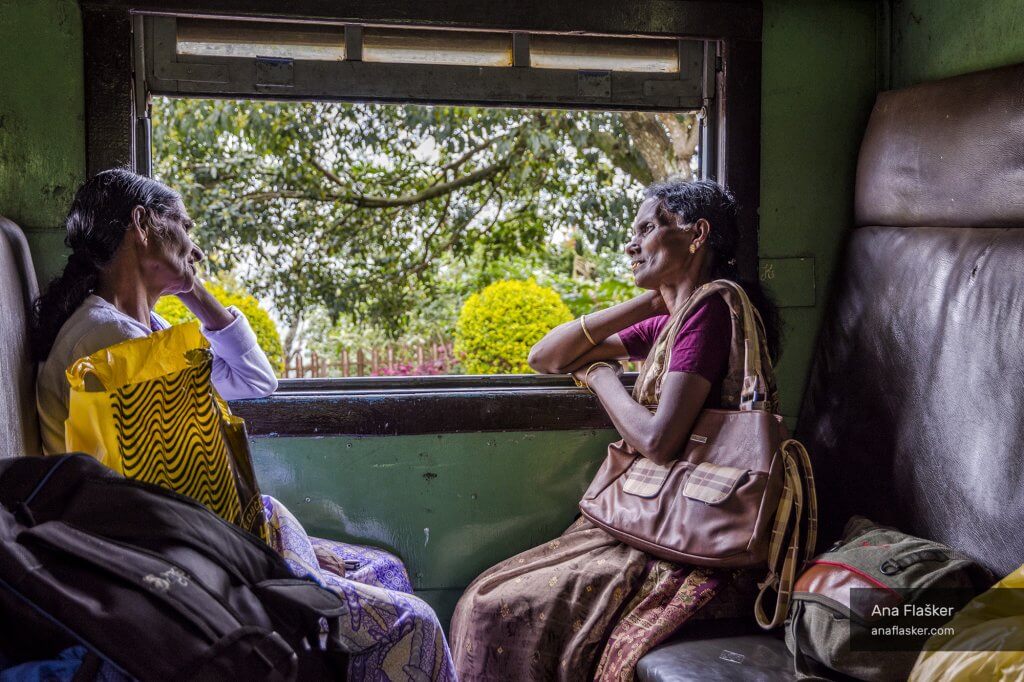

{"left": 621, "top": 458, "right": 678, "bottom": 498}
{"left": 682, "top": 462, "right": 749, "bottom": 504}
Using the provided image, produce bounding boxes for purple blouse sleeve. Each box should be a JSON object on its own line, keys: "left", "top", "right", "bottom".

{"left": 667, "top": 295, "right": 731, "bottom": 383}
{"left": 618, "top": 315, "right": 668, "bottom": 362}
{"left": 617, "top": 297, "right": 731, "bottom": 386}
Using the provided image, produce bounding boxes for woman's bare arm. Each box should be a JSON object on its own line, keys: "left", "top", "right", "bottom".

{"left": 528, "top": 290, "right": 666, "bottom": 374}
{"left": 585, "top": 367, "right": 710, "bottom": 465}
{"left": 176, "top": 281, "right": 234, "bottom": 331}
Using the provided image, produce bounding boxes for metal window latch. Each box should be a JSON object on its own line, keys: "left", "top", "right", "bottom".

{"left": 256, "top": 57, "right": 295, "bottom": 88}
{"left": 577, "top": 71, "right": 611, "bottom": 100}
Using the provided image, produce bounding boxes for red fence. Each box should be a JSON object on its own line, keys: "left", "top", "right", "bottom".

{"left": 285, "top": 342, "right": 456, "bottom": 378}
{"left": 285, "top": 342, "right": 642, "bottom": 378}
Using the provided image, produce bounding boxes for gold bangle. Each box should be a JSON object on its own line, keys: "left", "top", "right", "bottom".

{"left": 580, "top": 314, "right": 597, "bottom": 346}
{"left": 584, "top": 361, "right": 617, "bottom": 388}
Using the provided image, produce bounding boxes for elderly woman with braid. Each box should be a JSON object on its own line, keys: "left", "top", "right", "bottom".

{"left": 450, "top": 180, "right": 782, "bottom": 681}
{"left": 32, "top": 169, "right": 455, "bottom": 681}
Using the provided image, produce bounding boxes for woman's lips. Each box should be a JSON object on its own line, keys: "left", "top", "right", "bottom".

{"left": 630, "top": 260, "right": 645, "bottom": 272}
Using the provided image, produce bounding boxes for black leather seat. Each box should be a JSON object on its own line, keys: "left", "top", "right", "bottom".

{"left": 0, "top": 216, "right": 40, "bottom": 458}
{"left": 637, "top": 61, "right": 1024, "bottom": 681}
{"left": 637, "top": 634, "right": 794, "bottom": 682}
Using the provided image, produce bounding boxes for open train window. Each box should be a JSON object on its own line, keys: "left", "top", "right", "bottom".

{"left": 84, "top": 5, "right": 761, "bottom": 392}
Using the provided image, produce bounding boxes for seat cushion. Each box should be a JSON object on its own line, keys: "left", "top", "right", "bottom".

{"left": 0, "top": 216, "right": 40, "bottom": 457}
{"left": 637, "top": 633, "right": 796, "bottom": 682}
{"left": 798, "top": 62, "right": 1024, "bottom": 577}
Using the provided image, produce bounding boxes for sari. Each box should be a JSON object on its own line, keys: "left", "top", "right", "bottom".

{"left": 450, "top": 516, "right": 726, "bottom": 681}
{"left": 450, "top": 282, "right": 778, "bottom": 681}
{"left": 263, "top": 496, "right": 456, "bottom": 681}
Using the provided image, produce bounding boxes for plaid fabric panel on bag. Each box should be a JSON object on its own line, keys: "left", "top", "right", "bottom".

{"left": 622, "top": 458, "right": 676, "bottom": 497}
{"left": 682, "top": 463, "right": 748, "bottom": 504}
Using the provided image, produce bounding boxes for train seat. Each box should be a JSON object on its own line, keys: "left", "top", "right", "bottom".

{"left": 638, "top": 62, "right": 1024, "bottom": 681}
{"left": 0, "top": 216, "right": 40, "bottom": 459}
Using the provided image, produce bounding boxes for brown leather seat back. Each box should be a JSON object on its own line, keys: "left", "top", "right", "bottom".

{"left": 0, "top": 217, "right": 41, "bottom": 457}
{"left": 797, "top": 63, "right": 1024, "bottom": 578}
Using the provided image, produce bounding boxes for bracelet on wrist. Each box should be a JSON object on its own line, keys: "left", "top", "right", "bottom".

{"left": 579, "top": 314, "right": 597, "bottom": 346}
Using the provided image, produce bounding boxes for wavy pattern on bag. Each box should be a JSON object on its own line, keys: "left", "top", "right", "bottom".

{"left": 112, "top": 358, "right": 243, "bottom": 526}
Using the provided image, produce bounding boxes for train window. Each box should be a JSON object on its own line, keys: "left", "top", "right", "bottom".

{"left": 136, "top": 14, "right": 717, "bottom": 383}
{"left": 529, "top": 35, "right": 680, "bottom": 73}
{"left": 175, "top": 19, "right": 347, "bottom": 61}
{"left": 143, "top": 16, "right": 705, "bottom": 109}
{"left": 361, "top": 27, "right": 513, "bottom": 67}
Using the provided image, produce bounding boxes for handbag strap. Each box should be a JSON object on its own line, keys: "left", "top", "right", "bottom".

{"left": 633, "top": 279, "right": 777, "bottom": 411}
{"left": 755, "top": 438, "right": 819, "bottom": 629}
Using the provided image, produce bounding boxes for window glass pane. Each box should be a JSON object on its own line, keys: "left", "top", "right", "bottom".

{"left": 530, "top": 35, "right": 678, "bottom": 72}
{"left": 152, "top": 99, "right": 699, "bottom": 378}
{"left": 362, "top": 28, "right": 512, "bottom": 67}
{"left": 177, "top": 19, "right": 346, "bottom": 61}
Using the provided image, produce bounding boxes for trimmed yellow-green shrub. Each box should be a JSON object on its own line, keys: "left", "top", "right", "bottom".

{"left": 454, "top": 279, "right": 573, "bottom": 374}
{"left": 155, "top": 283, "right": 285, "bottom": 375}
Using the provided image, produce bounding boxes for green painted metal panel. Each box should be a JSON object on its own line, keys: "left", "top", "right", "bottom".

{"left": 0, "top": 0, "right": 85, "bottom": 282}
{"left": 250, "top": 430, "right": 615, "bottom": 626}
{"left": 892, "top": 0, "right": 1024, "bottom": 89}
{"left": 759, "top": 257, "right": 815, "bottom": 308}
{"left": 760, "top": 0, "right": 880, "bottom": 426}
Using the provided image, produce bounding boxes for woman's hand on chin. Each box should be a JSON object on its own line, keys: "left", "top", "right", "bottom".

{"left": 173, "top": 280, "right": 200, "bottom": 306}
{"left": 175, "top": 280, "right": 234, "bottom": 331}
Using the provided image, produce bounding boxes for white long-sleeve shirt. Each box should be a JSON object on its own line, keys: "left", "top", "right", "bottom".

{"left": 37, "top": 294, "right": 279, "bottom": 454}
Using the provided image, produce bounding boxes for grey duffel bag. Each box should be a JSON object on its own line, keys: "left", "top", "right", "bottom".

{"left": 785, "top": 516, "right": 991, "bottom": 681}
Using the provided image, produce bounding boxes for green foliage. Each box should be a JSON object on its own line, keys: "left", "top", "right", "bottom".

{"left": 152, "top": 99, "right": 697, "bottom": 341}
{"left": 454, "top": 280, "right": 572, "bottom": 374}
{"left": 155, "top": 283, "right": 285, "bottom": 374}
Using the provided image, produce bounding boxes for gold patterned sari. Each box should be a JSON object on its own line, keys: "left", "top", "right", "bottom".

{"left": 451, "top": 282, "right": 772, "bottom": 681}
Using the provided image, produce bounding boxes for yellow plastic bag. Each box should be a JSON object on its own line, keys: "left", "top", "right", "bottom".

{"left": 65, "top": 321, "right": 269, "bottom": 541}
{"left": 910, "top": 565, "right": 1024, "bottom": 681}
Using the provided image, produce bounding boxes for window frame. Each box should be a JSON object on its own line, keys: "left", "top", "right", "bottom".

{"left": 81, "top": 0, "right": 761, "bottom": 416}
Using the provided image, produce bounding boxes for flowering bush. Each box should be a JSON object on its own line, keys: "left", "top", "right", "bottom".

{"left": 454, "top": 279, "right": 573, "bottom": 374}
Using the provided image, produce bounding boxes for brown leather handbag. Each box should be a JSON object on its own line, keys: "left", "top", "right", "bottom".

{"left": 578, "top": 280, "right": 818, "bottom": 628}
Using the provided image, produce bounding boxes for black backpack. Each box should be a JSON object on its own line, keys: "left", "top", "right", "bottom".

{"left": 0, "top": 454, "right": 350, "bottom": 681}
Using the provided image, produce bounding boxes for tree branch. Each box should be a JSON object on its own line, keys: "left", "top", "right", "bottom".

{"left": 440, "top": 131, "right": 510, "bottom": 173}
{"left": 621, "top": 112, "right": 677, "bottom": 182}
{"left": 286, "top": 143, "right": 519, "bottom": 209}
{"left": 586, "top": 129, "right": 654, "bottom": 185}
{"left": 655, "top": 113, "right": 699, "bottom": 179}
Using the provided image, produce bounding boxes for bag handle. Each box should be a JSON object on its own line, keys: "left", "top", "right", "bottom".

{"left": 707, "top": 279, "right": 772, "bottom": 410}
{"left": 66, "top": 357, "right": 105, "bottom": 392}
{"left": 635, "top": 279, "right": 775, "bottom": 410}
{"left": 755, "top": 438, "right": 818, "bottom": 629}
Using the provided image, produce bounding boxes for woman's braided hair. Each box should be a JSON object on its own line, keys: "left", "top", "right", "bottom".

{"left": 30, "top": 169, "right": 180, "bottom": 361}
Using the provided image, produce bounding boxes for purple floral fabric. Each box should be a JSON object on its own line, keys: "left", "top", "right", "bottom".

{"left": 262, "top": 496, "right": 455, "bottom": 681}
{"left": 309, "top": 537, "right": 412, "bottom": 593}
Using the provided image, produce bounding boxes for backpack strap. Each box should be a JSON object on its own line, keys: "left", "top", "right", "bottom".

{"left": 786, "top": 602, "right": 834, "bottom": 681}
{"left": 755, "top": 438, "right": 818, "bottom": 629}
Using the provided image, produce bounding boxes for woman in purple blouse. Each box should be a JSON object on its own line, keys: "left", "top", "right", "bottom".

{"left": 451, "top": 180, "right": 781, "bottom": 681}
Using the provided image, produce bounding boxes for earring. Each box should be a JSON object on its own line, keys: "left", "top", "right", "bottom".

{"left": 689, "top": 243, "right": 697, "bottom": 254}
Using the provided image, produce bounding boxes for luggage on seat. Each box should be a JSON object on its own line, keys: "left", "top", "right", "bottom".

{"left": 786, "top": 516, "right": 989, "bottom": 681}
{"left": 0, "top": 454, "right": 349, "bottom": 681}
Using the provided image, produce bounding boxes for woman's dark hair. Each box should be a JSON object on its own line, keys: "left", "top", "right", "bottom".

{"left": 644, "top": 179, "right": 783, "bottom": 363}
{"left": 30, "top": 169, "right": 180, "bottom": 362}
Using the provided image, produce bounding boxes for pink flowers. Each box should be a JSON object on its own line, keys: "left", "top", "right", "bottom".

{"left": 371, "top": 359, "right": 451, "bottom": 376}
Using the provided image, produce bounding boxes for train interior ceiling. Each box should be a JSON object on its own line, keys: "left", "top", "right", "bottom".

{"left": 2, "top": 0, "right": 1024, "bottom": 650}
